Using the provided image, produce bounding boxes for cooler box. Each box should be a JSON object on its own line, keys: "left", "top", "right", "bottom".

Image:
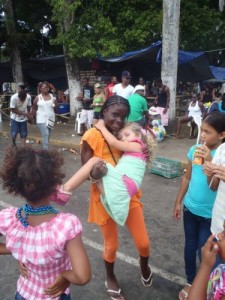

{"left": 58, "top": 103, "right": 70, "bottom": 114}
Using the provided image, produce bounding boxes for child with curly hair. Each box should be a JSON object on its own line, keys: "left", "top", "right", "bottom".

{"left": 0, "top": 147, "right": 91, "bottom": 300}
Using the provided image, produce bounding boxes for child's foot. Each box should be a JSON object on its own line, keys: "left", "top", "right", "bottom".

{"left": 140, "top": 266, "right": 153, "bottom": 288}
{"left": 49, "top": 185, "right": 72, "bottom": 205}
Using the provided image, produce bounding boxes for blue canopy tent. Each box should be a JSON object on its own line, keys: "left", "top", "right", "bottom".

{"left": 99, "top": 41, "right": 214, "bottom": 82}
{"left": 209, "top": 66, "right": 225, "bottom": 81}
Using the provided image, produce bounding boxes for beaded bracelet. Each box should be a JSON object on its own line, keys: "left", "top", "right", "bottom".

{"left": 89, "top": 174, "right": 101, "bottom": 183}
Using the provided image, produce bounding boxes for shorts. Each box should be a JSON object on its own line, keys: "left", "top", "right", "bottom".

{"left": 93, "top": 111, "right": 101, "bottom": 120}
{"left": 80, "top": 109, "right": 93, "bottom": 128}
{"left": 11, "top": 119, "right": 28, "bottom": 138}
{"left": 15, "top": 292, "right": 71, "bottom": 300}
{"left": 156, "top": 107, "right": 169, "bottom": 126}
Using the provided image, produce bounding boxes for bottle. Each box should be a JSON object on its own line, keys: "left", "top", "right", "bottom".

{"left": 193, "top": 146, "right": 203, "bottom": 165}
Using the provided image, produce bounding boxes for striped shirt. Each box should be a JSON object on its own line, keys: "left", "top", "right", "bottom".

{"left": 211, "top": 143, "right": 225, "bottom": 234}
{"left": 0, "top": 208, "right": 82, "bottom": 299}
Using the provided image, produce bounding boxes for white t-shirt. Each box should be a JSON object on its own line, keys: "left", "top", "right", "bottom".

{"left": 113, "top": 83, "right": 134, "bottom": 99}
{"left": 211, "top": 143, "right": 225, "bottom": 234}
{"left": 36, "top": 94, "right": 56, "bottom": 123}
{"left": 10, "top": 93, "right": 32, "bottom": 122}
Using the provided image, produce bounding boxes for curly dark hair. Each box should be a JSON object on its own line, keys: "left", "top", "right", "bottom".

{"left": 0, "top": 147, "right": 65, "bottom": 203}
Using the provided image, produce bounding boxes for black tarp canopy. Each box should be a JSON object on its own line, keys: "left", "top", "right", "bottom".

{"left": 1, "top": 41, "right": 224, "bottom": 84}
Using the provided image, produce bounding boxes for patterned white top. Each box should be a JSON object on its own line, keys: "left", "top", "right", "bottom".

{"left": 211, "top": 143, "right": 225, "bottom": 234}
{"left": 0, "top": 208, "right": 82, "bottom": 299}
{"left": 10, "top": 93, "right": 32, "bottom": 122}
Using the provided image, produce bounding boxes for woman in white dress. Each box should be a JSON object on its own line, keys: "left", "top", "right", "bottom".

{"left": 176, "top": 93, "right": 205, "bottom": 139}
{"left": 32, "top": 82, "right": 57, "bottom": 149}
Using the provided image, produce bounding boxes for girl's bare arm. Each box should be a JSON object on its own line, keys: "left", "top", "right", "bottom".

{"left": 173, "top": 160, "right": 192, "bottom": 220}
{"left": 95, "top": 122, "right": 141, "bottom": 152}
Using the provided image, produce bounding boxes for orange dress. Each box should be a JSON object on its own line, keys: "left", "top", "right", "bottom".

{"left": 81, "top": 128, "right": 142, "bottom": 225}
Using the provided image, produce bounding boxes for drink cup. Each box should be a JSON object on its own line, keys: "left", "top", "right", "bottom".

{"left": 193, "top": 145, "right": 203, "bottom": 165}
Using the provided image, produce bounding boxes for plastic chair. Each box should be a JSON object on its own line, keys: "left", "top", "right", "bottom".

{"left": 75, "top": 112, "right": 82, "bottom": 134}
{"left": 0, "top": 104, "right": 2, "bottom": 123}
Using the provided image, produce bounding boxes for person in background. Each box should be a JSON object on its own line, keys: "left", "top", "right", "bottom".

{"left": 208, "top": 93, "right": 225, "bottom": 114}
{"left": 32, "top": 81, "right": 57, "bottom": 150}
{"left": 176, "top": 93, "right": 205, "bottom": 139}
{"left": 92, "top": 83, "right": 106, "bottom": 125}
{"left": 136, "top": 77, "right": 150, "bottom": 97}
{"left": 105, "top": 76, "right": 117, "bottom": 98}
{"left": 113, "top": 71, "right": 134, "bottom": 99}
{"left": 2, "top": 82, "right": 10, "bottom": 94}
{"left": 77, "top": 77, "right": 94, "bottom": 135}
{"left": 154, "top": 78, "right": 170, "bottom": 129}
{"left": 9, "top": 90, "right": 32, "bottom": 148}
{"left": 127, "top": 85, "right": 150, "bottom": 127}
{"left": 200, "top": 84, "right": 214, "bottom": 104}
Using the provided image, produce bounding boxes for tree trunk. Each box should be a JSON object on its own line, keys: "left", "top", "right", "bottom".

{"left": 64, "top": 53, "right": 82, "bottom": 116}
{"left": 4, "top": 0, "right": 24, "bottom": 85}
{"left": 161, "top": 0, "right": 180, "bottom": 126}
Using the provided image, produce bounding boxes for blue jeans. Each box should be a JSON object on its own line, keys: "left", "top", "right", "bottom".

{"left": 183, "top": 205, "right": 212, "bottom": 284}
{"left": 15, "top": 292, "right": 71, "bottom": 300}
{"left": 11, "top": 119, "right": 28, "bottom": 138}
{"left": 37, "top": 123, "right": 51, "bottom": 150}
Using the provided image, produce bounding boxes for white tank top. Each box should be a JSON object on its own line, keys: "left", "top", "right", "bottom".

{"left": 188, "top": 101, "right": 201, "bottom": 118}
{"left": 36, "top": 94, "right": 56, "bottom": 123}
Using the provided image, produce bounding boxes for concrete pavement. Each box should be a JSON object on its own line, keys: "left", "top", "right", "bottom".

{"left": 0, "top": 118, "right": 195, "bottom": 167}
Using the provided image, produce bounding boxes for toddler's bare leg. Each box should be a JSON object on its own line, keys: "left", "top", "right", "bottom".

{"left": 63, "top": 157, "right": 101, "bottom": 192}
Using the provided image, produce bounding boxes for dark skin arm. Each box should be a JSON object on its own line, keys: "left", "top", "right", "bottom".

{"left": 81, "top": 141, "right": 107, "bottom": 180}
{"left": 31, "top": 96, "right": 38, "bottom": 119}
{"left": 198, "top": 101, "right": 206, "bottom": 117}
{"left": 10, "top": 107, "right": 32, "bottom": 120}
{"left": 0, "top": 234, "right": 11, "bottom": 255}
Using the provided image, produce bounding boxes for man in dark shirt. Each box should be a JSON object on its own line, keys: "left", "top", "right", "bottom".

{"left": 155, "top": 78, "right": 170, "bottom": 128}
{"left": 77, "top": 77, "right": 94, "bottom": 134}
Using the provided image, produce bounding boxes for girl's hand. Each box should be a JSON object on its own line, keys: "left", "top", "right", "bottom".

{"left": 173, "top": 203, "right": 181, "bottom": 220}
{"left": 18, "top": 261, "right": 29, "bottom": 279}
{"left": 95, "top": 119, "right": 105, "bottom": 130}
{"left": 195, "top": 145, "right": 211, "bottom": 162}
{"left": 90, "top": 160, "right": 108, "bottom": 181}
{"left": 201, "top": 235, "right": 219, "bottom": 269}
{"left": 44, "top": 274, "right": 70, "bottom": 298}
{"left": 203, "top": 161, "right": 214, "bottom": 177}
{"left": 212, "top": 165, "right": 225, "bottom": 182}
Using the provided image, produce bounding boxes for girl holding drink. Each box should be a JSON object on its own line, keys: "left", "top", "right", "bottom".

{"left": 173, "top": 112, "right": 225, "bottom": 300}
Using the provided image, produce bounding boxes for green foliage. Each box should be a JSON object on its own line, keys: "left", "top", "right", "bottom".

{"left": 180, "top": 0, "right": 225, "bottom": 65}
{"left": 48, "top": 0, "right": 162, "bottom": 58}
{"left": 1, "top": 0, "right": 225, "bottom": 66}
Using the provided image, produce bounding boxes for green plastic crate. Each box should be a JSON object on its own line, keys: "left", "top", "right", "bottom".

{"left": 149, "top": 157, "right": 181, "bottom": 178}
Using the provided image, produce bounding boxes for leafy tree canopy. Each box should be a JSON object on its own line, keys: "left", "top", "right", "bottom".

{"left": 0, "top": 0, "right": 225, "bottom": 65}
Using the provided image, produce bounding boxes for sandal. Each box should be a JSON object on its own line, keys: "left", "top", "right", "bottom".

{"left": 141, "top": 267, "right": 153, "bottom": 288}
{"left": 105, "top": 281, "right": 125, "bottom": 300}
{"left": 138, "top": 258, "right": 153, "bottom": 288}
{"left": 49, "top": 185, "right": 72, "bottom": 205}
{"left": 179, "top": 283, "right": 191, "bottom": 300}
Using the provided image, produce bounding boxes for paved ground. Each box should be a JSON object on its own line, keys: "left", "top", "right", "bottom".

{"left": 0, "top": 135, "right": 198, "bottom": 300}
{"left": 0, "top": 119, "right": 199, "bottom": 299}
{"left": 0, "top": 117, "right": 194, "bottom": 164}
